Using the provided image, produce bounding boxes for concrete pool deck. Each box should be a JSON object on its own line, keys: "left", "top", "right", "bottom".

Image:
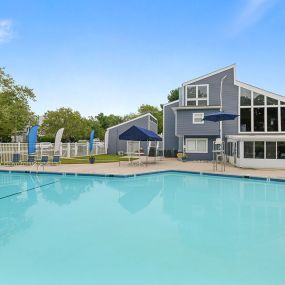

{"left": 0, "top": 158, "right": 284, "bottom": 180}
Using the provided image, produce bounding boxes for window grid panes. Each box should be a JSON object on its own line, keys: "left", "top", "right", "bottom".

{"left": 243, "top": 141, "right": 285, "bottom": 159}
{"left": 185, "top": 138, "right": 208, "bottom": 153}
{"left": 186, "top": 85, "right": 208, "bottom": 106}
{"left": 240, "top": 87, "right": 285, "bottom": 133}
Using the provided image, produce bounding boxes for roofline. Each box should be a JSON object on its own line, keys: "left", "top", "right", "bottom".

{"left": 182, "top": 64, "right": 236, "bottom": 86}
{"left": 235, "top": 80, "right": 285, "bottom": 101}
{"left": 106, "top": 113, "right": 157, "bottom": 131}
{"left": 163, "top": 100, "right": 179, "bottom": 107}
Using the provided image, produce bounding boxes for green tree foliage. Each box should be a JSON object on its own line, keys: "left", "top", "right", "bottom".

{"left": 0, "top": 67, "right": 36, "bottom": 142}
{"left": 138, "top": 104, "right": 163, "bottom": 134}
{"left": 40, "top": 108, "right": 90, "bottom": 142}
{"left": 96, "top": 113, "right": 123, "bottom": 130}
{"left": 167, "top": 88, "right": 179, "bottom": 102}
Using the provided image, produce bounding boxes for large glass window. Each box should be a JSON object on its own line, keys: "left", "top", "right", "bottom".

{"left": 186, "top": 85, "right": 208, "bottom": 106}
{"left": 267, "top": 108, "right": 278, "bottom": 132}
{"left": 240, "top": 88, "right": 251, "bottom": 106}
{"left": 267, "top": 97, "right": 278, "bottom": 106}
{"left": 266, "top": 142, "right": 276, "bottom": 159}
{"left": 281, "top": 107, "right": 285, "bottom": 132}
{"left": 244, "top": 141, "right": 254, "bottom": 158}
{"left": 253, "top": 92, "right": 264, "bottom": 106}
{"left": 277, "top": 142, "right": 285, "bottom": 159}
{"left": 254, "top": 108, "right": 264, "bottom": 131}
{"left": 240, "top": 108, "right": 251, "bottom": 132}
{"left": 255, "top": 141, "right": 264, "bottom": 159}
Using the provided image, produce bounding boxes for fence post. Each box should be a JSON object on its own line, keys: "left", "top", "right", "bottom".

{"left": 86, "top": 142, "right": 89, "bottom": 156}
{"left": 75, "top": 142, "right": 78, "bottom": 157}
{"left": 60, "top": 143, "right": 63, "bottom": 156}
{"left": 67, "top": 143, "right": 71, "bottom": 158}
{"left": 18, "top": 142, "right": 21, "bottom": 154}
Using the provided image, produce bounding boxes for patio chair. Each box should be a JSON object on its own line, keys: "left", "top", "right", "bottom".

{"left": 5, "top": 153, "right": 21, "bottom": 166}
{"left": 51, "top": 155, "right": 61, "bottom": 165}
{"left": 23, "top": 154, "right": 37, "bottom": 165}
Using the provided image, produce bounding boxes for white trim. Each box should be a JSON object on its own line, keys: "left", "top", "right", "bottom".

{"left": 238, "top": 86, "right": 285, "bottom": 134}
{"left": 106, "top": 113, "right": 157, "bottom": 131}
{"left": 185, "top": 138, "right": 208, "bottom": 153}
{"left": 236, "top": 80, "right": 285, "bottom": 102}
{"left": 182, "top": 64, "right": 236, "bottom": 86}
{"left": 184, "top": 84, "right": 209, "bottom": 106}
{"left": 226, "top": 135, "right": 285, "bottom": 141}
{"left": 162, "top": 100, "right": 179, "bottom": 107}
{"left": 172, "top": 106, "right": 220, "bottom": 111}
{"left": 192, "top": 113, "right": 204, "bottom": 124}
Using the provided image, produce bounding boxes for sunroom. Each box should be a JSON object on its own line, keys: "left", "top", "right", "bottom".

{"left": 226, "top": 135, "right": 285, "bottom": 169}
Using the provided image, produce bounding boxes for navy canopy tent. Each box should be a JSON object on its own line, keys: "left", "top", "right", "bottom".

{"left": 119, "top": 126, "right": 162, "bottom": 141}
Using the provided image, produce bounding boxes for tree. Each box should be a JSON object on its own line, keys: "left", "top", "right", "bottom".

{"left": 40, "top": 108, "right": 90, "bottom": 142}
{"left": 0, "top": 67, "right": 36, "bottom": 142}
{"left": 167, "top": 88, "right": 179, "bottom": 102}
{"left": 96, "top": 113, "right": 123, "bottom": 130}
{"left": 138, "top": 104, "right": 163, "bottom": 134}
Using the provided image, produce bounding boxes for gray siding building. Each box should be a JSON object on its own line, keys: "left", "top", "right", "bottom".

{"left": 105, "top": 113, "right": 158, "bottom": 155}
{"left": 163, "top": 64, "right": 285, "bottom": 168}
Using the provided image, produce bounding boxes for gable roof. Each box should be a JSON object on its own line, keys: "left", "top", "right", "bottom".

{"left": 182, "top": 64, "right": 236, "bottom": 86}
{"left": 106, "top": 113, "right": 157, "bottom": 131}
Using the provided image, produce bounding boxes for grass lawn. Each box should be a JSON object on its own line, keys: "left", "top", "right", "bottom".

{"left": 61, "top": 154, "right": 137, "bottom": 164}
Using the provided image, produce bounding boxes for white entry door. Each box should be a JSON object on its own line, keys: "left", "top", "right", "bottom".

{"left": 127, "top": 141, "right": 140, "bottom": 154}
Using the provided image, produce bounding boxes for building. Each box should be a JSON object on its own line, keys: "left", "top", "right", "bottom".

{"left": 163, "top": 64, "right": 285, "bottom": 169}
{"left": 105, "top": 113, "right": 159, "bottom": 154}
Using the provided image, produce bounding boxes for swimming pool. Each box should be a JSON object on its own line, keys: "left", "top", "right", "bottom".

{"left": 1, "top": 171, "right": 285, "bottom": 285}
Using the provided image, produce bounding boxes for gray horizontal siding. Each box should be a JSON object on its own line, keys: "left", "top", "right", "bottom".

{"left": 107, "top": 115, "right": 155, "bottom": 154}
{"left": 163, "top": 101, "right": 179, "bottom": 153}
{"left": 176, "top": 109, "right": 220, "bottom": 136}
{"left": 181, "top": 67, "right": 239, "bottom": 137}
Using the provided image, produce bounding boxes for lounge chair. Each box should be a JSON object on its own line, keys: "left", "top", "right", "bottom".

{"left": 24, "top": 154, "right": 36, "bottom": 165}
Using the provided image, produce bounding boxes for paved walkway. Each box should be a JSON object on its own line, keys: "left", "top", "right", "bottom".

{"left": 0, "top": 158, "right": 284, "bottom": 179}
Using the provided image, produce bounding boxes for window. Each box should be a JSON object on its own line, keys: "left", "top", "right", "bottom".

{"left": 127, "top": 141, "right": 140, "bottom": 154}
{"left": 193, "top": 113, "right": 204, "bottom": 124}
{"left": 240, "top": 88, "right": 251, "bottom": 106}
{"left": 244, "top": 142, "right": 254, "bottom": 158}
{"left": 267, "top": 107, "right": 278, "bottom": 132}
{"left": 240, "top": 108, "right": 251, "bottom": 132}
{"left": 253, "top": 92, "right": 264, "bottom": 106}
{"left": 186, "top": 85, "right": 208, "bottom": 106}
{"left": 266, "top": 142, "right": 276, "bottom": 159}
{"left": 185, "top": 138, "right": 208, "bottom": 153}
{"left": 255, "top": 141, "right": 264, "bottom": 159}
{"left": 281, "top": 107, "right": 285, "bottom": 132}
{"left": 239, "top": 86, "right": 285, "bottom": 133}
{"left": 277, "top": 142, "right": 285, "bottom": 159}
{"left": 267, "top": 97, "right": 278, "bottom": 106}
{"left": 254, "top": 108, "right": 264, "bottom": 132}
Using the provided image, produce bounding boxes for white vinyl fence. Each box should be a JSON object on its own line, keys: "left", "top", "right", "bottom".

{"left": 0, "top": 142, "right": 106, "bottom": 163}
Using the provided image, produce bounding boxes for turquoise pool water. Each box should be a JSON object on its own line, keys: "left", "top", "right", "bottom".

{"left": 1, "top": 171, "right": 285, "bottom": 285}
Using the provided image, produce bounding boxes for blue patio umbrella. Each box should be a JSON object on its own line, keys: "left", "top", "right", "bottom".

{"left": 203, "top": 111, "right": 239, "bottom": 138}
{"left": 203, "top": 112, "right": 239, "bottom": 122}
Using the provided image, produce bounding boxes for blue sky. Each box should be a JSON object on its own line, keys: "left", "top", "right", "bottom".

{"left": 0, "top": 0, "right": 284, "bottom": 116}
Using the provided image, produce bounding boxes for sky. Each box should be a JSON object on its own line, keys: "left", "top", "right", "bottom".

{"left": 0, "top": 0, "right": 285, "bottom": 117}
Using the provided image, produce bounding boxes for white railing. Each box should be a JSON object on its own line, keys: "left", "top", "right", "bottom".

{"left": 0, "top": 142, "right": 106, "bottom": 163}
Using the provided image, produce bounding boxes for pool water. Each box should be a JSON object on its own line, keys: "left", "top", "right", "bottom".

{"left": 1, "top": 171, "right": 285, "bottom": 285}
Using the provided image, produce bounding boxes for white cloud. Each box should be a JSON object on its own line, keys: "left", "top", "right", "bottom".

{"left": 234, "top": 0, "right": 277, "bottom": 32}
{"left": 0, "top": 20, "right": 13, "bottom": 43}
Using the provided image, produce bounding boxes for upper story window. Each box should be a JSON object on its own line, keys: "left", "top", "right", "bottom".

{"left": 185, "top": 85, "right": 208, "bottom": 106}
{"left": 239, "top": 87, "right": 285, "bottom": 133}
